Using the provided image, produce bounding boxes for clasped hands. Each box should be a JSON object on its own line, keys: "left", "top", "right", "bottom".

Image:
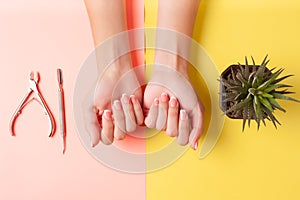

{"left": 86, "top": 55, "right": 205, "bottom": 151}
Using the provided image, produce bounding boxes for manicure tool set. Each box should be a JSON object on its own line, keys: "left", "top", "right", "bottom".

{"left": 9, "top": 69, "right": 67, "bottom": 154}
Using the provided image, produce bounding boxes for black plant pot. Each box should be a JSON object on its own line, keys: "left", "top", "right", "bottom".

{"left": 219, "top": 64, "right": 272, "bottom": 119}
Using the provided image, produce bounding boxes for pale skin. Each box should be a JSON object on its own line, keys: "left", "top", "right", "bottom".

{"left": 144, "top": 0, "right": 204, "bottom": 150}
{"left": 84, "top": 0, "right": 144, "bottom": 146}
{"left": 84, "top": 0, "right": 204, "bottom": 149}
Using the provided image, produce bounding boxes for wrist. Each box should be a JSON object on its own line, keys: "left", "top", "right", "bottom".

{"left": 154, "top": 50, "right": 189, "bottom": 79}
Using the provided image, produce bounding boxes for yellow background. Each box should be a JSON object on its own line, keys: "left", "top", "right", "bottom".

{"left": 145, "top": 0, "right": 300, "bottom": 199}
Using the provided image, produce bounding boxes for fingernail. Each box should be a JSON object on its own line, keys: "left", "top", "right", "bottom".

{"left": 154, "top": 98, "right": 159, "bottom": 106}
{"left": 161, "top": 92, "right": 168, "bottom": 102}
{"left": 130, "top": 95, "right": 137, "bottom": 104}
{"left": 194, "top": 142, "right": 198, "bottom": 150}
{"left": 114, "top": 100, "right": 122, "bottom": 110}
{"left": 180, "top": 109, "right": 187, "bottom": 120}
{"left": 122, "top": 93, "right": 129, "bottom": 104}
{"left": 103, "top": 110, "right": 112, "bottom": 120}
{"left": 169, "top": 96, "right": 177, "bottom": 108}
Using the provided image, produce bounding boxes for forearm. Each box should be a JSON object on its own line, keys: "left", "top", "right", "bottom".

{"left": 157, "top": 0, "right": 200, "bottom": 37}
{"left": 84, "top": 0, "right": 127, "bottom": 46}
{"left": 84, "top": 0, "right": 133, "bottom": 72}
{"left": 154, "top": 0, "right": 200, "bottom": 77}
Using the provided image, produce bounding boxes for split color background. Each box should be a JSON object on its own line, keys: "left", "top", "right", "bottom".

{"left": 1, "top": 0, "right": 300, "bottom": 200}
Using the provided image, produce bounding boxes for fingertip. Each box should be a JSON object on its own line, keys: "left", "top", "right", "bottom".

{"left": 144, "top": 116, "right": 151, "bottom": 128}
{"left": 156, "top": 93, "right": 169, "bottom": 130}
{"left": 160, "top": 92, "right": 169, "bottom": 103}
{"left": 166, "top": 96, "right": 179, "bottom": 137}
{"left": 130, "top": 95, "right": 137, "bottom": 104}
{"left": 154, "top": 98, "right": 159, "bottom": 106}
{"left": 130, "top": 95, "right": 144, "bottom": 125}
{"left": 189, "top": 141, "right": 198, "bottom": 150}
{"left": 113, "top": 100, "right": 126, "bottom": 133}
{"left": 84, "top": 105, "right": 101, "bottom": 147}
{"left": 177, "top": 137, "right": 189, "bottom": 146}
{"left": 126, "top": 124, "right": 137, "bottom": 133}
{"left": 114, "top": 127, "right": 126, "bottom": 140}
{"left": 113, "top": 100, "right": 122, "bottom": 110}
{"left": 91, "top": 135, "right": 100, "bottom": 148}
{"left": 88, "top": 125, "right": 101, "bottom": 148}
{"left": 166, "top": 129, "right": 178, "bottom": 137}
{"left": 103, "top": 110, "right": 112, "bottom": 120}
{"left": 177, "top": 109, "right": 190, "bottom": 146}
{"left": 180, "top": 109, "right": 188, "bottom": 121}
{"left": 121, "top": 93, "right": 137, "bottom": 132}
{"left": 88, "top": 122, "right": 101, "bottom": 148}
{"left": 193, "top": 141, "right": 198, "bottom": 150}
{"left": 101, "top": 109, "right": 114, "bottom": 145}
{"left": 189, "top": 128, "right": 202, "bottom": 150}
{"left": 114, "top": 133, "right": 126, "bottom": 140}
{"left": 121, "top": 93, "right": 130, "bottom": 103}
{"left": 145, "top": 98, "right": 159, "bottom": 128}
{"left": 169, "top": 96, "right": 178, "bottom": 108}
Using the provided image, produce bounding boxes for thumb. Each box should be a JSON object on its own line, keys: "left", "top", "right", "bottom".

{"left": 188, "top": 104, "right": 205, "bottom": 150}
{"left": 82, "top": 99, "right": 102, "bottom": 147}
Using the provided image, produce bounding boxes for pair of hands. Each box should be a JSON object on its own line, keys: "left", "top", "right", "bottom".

{"left": 86, "top": 60, "right": 204, "bottom": 150}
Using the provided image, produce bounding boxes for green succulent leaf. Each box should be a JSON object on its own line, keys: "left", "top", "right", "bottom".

{"left": 226, "top": 78, "right": 241, "bottom": 87}
{"left": 264, "top": 84, "right": 292, "bottom": 93}
{"left": 276, "top": 90, "right": 295, "bottom": 94}
{"left": 268, "top": 97, "right": 286, "bottom": 112}
{"left": 248, "top": 71, "right": 256, "bottom": 84}
{"left": 258, "top": 95, "right": 274, "bottom": 112}
{"left": 257, "top": 68, "right": 284, "bottom": 91}
{"left": 242, "top": 106, "right": 247, "bottom": 132}
{"left": 272, "top": 92, "right": 300, "bottom": 103}
{"left": 261, "top": 116, "right": 266, "bottom": 127}
{"left": 238, "top": 63, "right": 245, "bottom": 75}
{"left": 256, "top": 55, "right": 269, "bottom": 83}
{"left": 247, "top": 105, "right": 254, "bottom": 128}
{"left": 248, "top": 88, "right": 257, "bottom": 96}
{"left": 272, "top": 74, "right": 294, "bottom": 84}
{"left": 261, "top": 54, "right": 269, "bottom": 66}
{"left": 227, "top": 85, "right": 248, "bottom": 94}
{"left": 221, "top": 78, "right": 241, "bottom": 88}
{"left": 233, "top": 93, "right": 247, "bottom": 101}
{"left": 253, "top": 96, "right": 262, "bottom": 130}
{"left": 261, "top": 92, "right": 274, "bottom": 98}
{"left": 230, "top": 67, "right": 237, "bottom": 82}
{"left": 251, "top": 56, "right": 256, "bottom": 66}
{"left": 252, "top": 76, "right": 258, "bottom": 88}
{"left": 226, "top": 95, "right": 252, "bottom": 114}
{"left": 236, "top": 72, "right": 250, "bottom": 88}
{"left": 264, "top": 108, "right": 281, "bottom": 128}
{"left": 220, "top": 78, "right": 231, "bottom": 88}
{"left": 244, "top": 57, "right": 250, "bottom": 79}
{"left": 269, "top": 67, "right": 276, "bottom": 72}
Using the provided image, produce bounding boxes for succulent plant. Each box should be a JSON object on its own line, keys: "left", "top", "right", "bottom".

{"left": 220, "top": 55, "right": 300, "bottom": 131}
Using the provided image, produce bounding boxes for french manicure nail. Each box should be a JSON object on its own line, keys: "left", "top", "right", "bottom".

{"left": 130, "top": 95, "right": 137, "bottom": 104}
{"left": 154, "top": 98, "right": 159, "bottom": 106}
{"left": 122, "top": 93, "right": 129, "bottom": 104}
{"left": 114, "top": 100, "right": 122, "bottom": 110}
{"left": 103, "top": 110, "right": 112, "bottom": 120}
{"left": 180, "top": 109, "right": 187, "bottom": 120}
{"left": 194, "top": 142, "right": 198, "bottom": 150}
{"left": 169, "top": 96, "right": 177, "bottom": 107}
{"left": 161, "top": 92, "right": 168, "bottom": 102}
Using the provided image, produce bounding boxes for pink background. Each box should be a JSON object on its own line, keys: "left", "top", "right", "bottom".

{"left": 0, "top": 0, "right": 145, "bottom": 199}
